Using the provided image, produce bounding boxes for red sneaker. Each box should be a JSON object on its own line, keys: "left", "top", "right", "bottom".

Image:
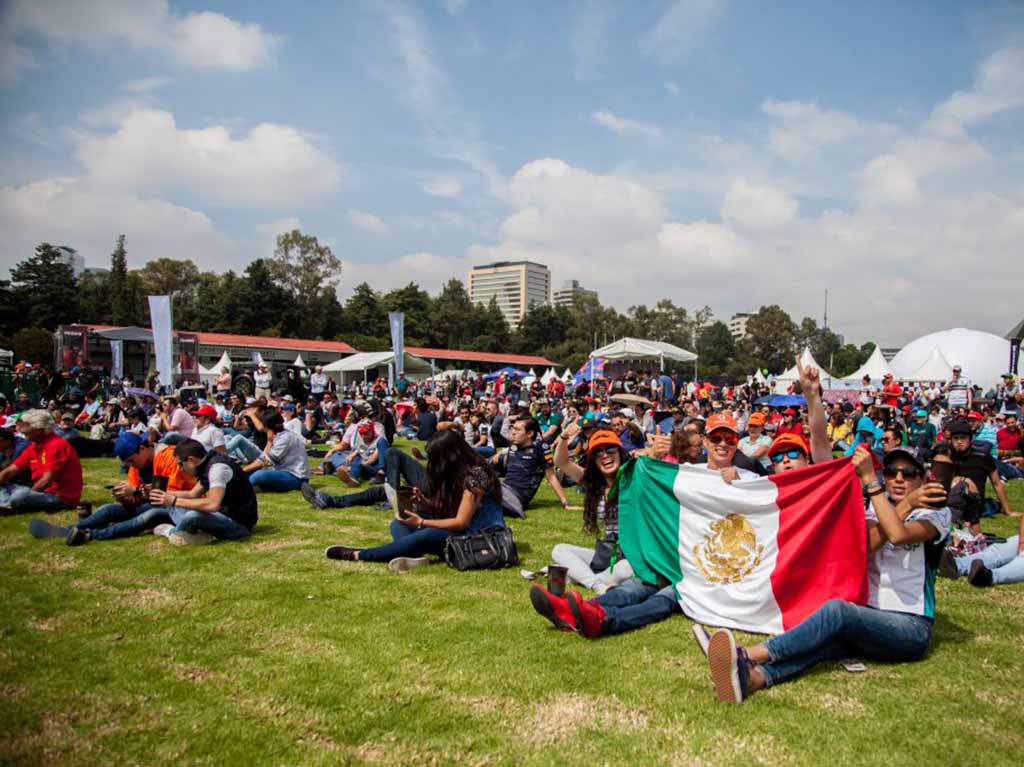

{"left": 567, "top": 592, "right": 606, "bottom": 638}
{"left": 530, "top": 584, "right": 578, "bottom": 632}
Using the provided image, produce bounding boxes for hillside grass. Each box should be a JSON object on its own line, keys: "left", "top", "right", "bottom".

{"left": 1, "top": 440, "right": 1022, "bottom": 767}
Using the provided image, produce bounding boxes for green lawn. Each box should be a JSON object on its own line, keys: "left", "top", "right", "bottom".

{"left": 2, "top": 441, "right": 1022, "bottom": 767}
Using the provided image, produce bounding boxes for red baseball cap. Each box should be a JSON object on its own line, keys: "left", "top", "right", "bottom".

{"left": 705, "top": 413, "right": 739, "bottom": 435}
{"left": 967, "top": 410, "right": 983, "bottom": 421}
{"left": 190, "top": 404, "right": 217, "bottom": 418}
{"left": 783, "top": 408, "right": 797, "bottom": 416}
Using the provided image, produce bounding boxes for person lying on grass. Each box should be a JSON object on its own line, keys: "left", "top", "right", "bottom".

{"left": 549, "top": 424, "right": 635, "bottom": 595}
{"left": 28, "top": 431, "right": 196, "bottom": 546}
{"left": 698, "top": 445, "right": 949, "bottom": 704}
{"left": 324, "top": 429, "right": 506, "bottom": 573}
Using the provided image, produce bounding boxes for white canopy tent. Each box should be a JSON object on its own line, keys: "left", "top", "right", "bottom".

{"left": 775, "top": 348, "right": 834, "bottom": 384}
{"left": 434, "top": 368, "right": 475, "bottom": 381}
{"left": 540, "top": 367, "right": 557, "bottom": 385}
{"left": 323, "top": 351, "right": 433, "bottom": 385}
{"left": 198, "top": 362, "right": 218, "bottom": 386}
{"left": 562, "top": 368, "right": 574, "bottom": 382}
{"left": 752, "top": 369, "right": 768, "bottom": 385}
{"left": 844, "top": 346, "right": 894, "bottom": 383}
{"left": 211, "top": 350, "right": 232, "bottom": 372}
{"left": 590, "top": 337, "right": 697, "bottom": 367}
{"left": 292, "top": 354, "right": 307, "bottom": 368}
{"left": 521, "top": 367, "right": 538, "bottom": 385}
{"left": 905, "top": 346, "right": 954, "bottom": 382}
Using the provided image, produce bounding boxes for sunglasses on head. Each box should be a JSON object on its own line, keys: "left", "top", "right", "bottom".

{"left": 883, "top": 466, "right": 923, "bottom": 480}
{"left": 770, "top": 449, "right": 806, "bottom": 463}
{"left": 706, "top": 432, "right": 738, "bottom": 446}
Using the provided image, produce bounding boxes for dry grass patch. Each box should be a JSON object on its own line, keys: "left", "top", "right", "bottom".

{"left": 515, "top": 693, "right": 649, "bottom": 747}
{"left": 27, "top": 551, "right": 77, "bottom": 575}
{"left": 28, "top": 616, "right": 63, "bottom": 632}
{"left": 117, "top": 586, "right": 178, "bottom": 610}
{"left": 816, "top": 692, "right": 866, "bottom": 716}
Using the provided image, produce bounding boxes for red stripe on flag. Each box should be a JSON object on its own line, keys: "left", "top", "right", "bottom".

{"left": 769, "top": 459, "right": 868, "bottom": 631}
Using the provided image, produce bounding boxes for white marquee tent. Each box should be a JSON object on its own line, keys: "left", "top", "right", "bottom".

{"left": 562, "top": 368, "right": 574, "bottom": 382}
{"left": 844, "top": 346, "right": 894, "bottom": 383}
{"left": 292, "top": 354, "right": 307, "bottom": 368}
{"left": 590, "top": 337, "right": 697, "bottom": 365}
{"left": 540, "top": 367, "right": 558, "bottom": 385}
{"left": 323, "top": 351, "right": 432, "bottom": 384}
{"left": 775, "top": 348, "right": 834, "bottom": 383}
{"left": 890, "top": 328, "right": 1011, "bottom": 388}
{"left": 905, "top": 346, "right": 954, "bottom": 382}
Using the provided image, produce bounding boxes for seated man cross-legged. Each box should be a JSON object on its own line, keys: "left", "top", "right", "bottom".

{"left": 0, "top": 410, "right": 83, "bottom": 515}
{"left": 243, "top": 411, "right": 310, "bottom": 493}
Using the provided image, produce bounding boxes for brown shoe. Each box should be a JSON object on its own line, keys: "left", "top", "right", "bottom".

{"left": 411, "top": 446, "right": 426, "bottom": 461}
{"left": 335, "top": 466, "right": 360, "bottom": 487}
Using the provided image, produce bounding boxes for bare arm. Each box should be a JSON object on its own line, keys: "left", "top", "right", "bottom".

{"left": 990, "top": 470, "right": 1016, "bottom": 517}
{"left": 157, "top": 485, "right": 225, "bottom": 514}
{"left": 853, "top": 447, "right": 944, "bottom": 550}
{"left": 553, "top": 419, "right": 585, "bottom": 483}
{"left": 796, "top": 354, "right": 832, "bottom": 464}
{"left": 545, "top": 466, "right": 571, "bottom": 508}
{"left": 30, "top": 470, "right": 55, "bottom": 493}
{"left": 408, "top": 489, "right": 480, "bottom": 532}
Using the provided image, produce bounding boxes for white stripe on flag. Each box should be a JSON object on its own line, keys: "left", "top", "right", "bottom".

{"left": 674, "top": 465, "right": 785, "bottom": 635}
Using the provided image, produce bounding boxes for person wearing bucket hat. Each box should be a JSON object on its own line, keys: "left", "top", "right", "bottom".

{"left": 546, "top": 422, "right": 634, "bottom": 596}
{"left": 908, "top": 409, "right": 936, "bottom": 450}
{"left": 30, "top": 430, "right": 196, "bottom": 545}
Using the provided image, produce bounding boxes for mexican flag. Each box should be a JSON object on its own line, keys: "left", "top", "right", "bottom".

{"left": 617, "top": 457, "right": 868, "bottom": 634}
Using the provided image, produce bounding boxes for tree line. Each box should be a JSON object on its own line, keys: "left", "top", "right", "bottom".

{"left": 0, "top": 231, "right": 876, "bottom": 378}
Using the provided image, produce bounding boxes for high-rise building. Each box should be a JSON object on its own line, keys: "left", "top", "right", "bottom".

{"left": 728, "top": 312, "right": 755, "bottom": 340}
{"left": 552, "top": 279, "right": 598, "bottom": 309}
{"left": 468, "top": 260, "right": 551, "bottom": 327}
{"left": 55, "top": 246, "right": 85, "bottom": 277}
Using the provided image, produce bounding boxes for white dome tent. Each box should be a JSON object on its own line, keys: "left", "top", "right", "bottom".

{"left": 890, "top": 328, "right": 1011, "bottom": 389}
{"left": 844, "top": 346, "right": 894, "bottom": 383}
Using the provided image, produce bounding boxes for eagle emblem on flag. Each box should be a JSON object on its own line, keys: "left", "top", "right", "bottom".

{"left": 693, "top": 514, "right": 763, "bottom": 585}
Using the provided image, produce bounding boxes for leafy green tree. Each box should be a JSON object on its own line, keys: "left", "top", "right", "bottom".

{"left": 697, "top": 321, "right": 736, "bottom": 374}
{"left": 469, "top": 296, "right": 512, "bottom": 352}
{"left": 741, "top": 304, "right": 797, "bottom": 374}
{"left": 514, "top": 303, "right": 570, "bottom": 356}
{"left": 429, "top": 279, "right": 476, "bottom": 349}
{"left": 109, "top": 235, "right": 132, "bottom": 325}
{"left": 76, "top": 271, "right": 111, "bottom": 325}
{"left": 9, "top": 243, "right": 79, "bottom": 330}
{"left": 237, "top": 260, "right": 292, "bottom": 335}
{"left": 270, "top": 229, "right": 342, "bottom": 338}
{"left": 383, "top": 282, "right": 432, "bottom": 345}
{"left": 136, "top": 257, "right": 200, "bottom": 297}
{"left": 12, "top": 327, "right": 55, "bottom": 364}
{"left": 343, "top": 282, "right": 387, "bottom": 342}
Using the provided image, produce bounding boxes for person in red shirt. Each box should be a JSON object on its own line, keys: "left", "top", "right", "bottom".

{"left": 997, "top": 414, "right": 1021, "bottom": 458}
{"left": 881, "top": 373, "right": 903, "bottom": 410}
{"left": 776, "top": 408, "right": 804, "bottom": 437}
{"left": 0, "top": 409, "right": 82, "bottom": 513}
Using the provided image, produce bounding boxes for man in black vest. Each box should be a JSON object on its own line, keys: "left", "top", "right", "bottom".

{"left": 148, "top": 438, "right": 258, "bottom": 546}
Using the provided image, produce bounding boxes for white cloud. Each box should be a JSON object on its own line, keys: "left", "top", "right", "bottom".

{"left": 255, "top": 217, "right": 302, "bottom": 259}
{"left": 422, "top": 176, "right": 463, "bottom": 198}
{"left": 347, "top": 209, "right": 388, "bottom": 234}
{"left": 640, "top": 0, "right": 727, "bottom": 64}
{"left": 591, "top": 110, "right": 661, "bottom": 140}
{"left": 122, "top": 76, "right": 174, "bottom": 94}
{"left": 665, "top": 81, "right": 680, "bottom": 96}
{"left": 761, "top": 100, "right": 866, "bottom": 162}
{"left": 932, "top": 46, "right": 1024, "bottom": 128}
{"left": 3, "top": 0, "right": 280, "bottom": 76}
{"left": 443, "top": 0, "right": 471, "bottom": 16}
{"left": 0, "top": 177, "right": 234, "bottom": 272}
{"left": 720, "top": 179, "right": 799, "bottom": 229}
{"left": 75, "top": 108, "right": 341, "bottom": 206}
{"left": 569, "top": 0, "right": 613, "bottom": 81}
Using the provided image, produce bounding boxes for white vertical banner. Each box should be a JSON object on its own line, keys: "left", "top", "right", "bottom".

{"left": 110, "top": 340, "right": 124, "bottom": 380}
{"left": 389, "top": 312, "right": 405, "bottom": 378}
{"left": 148, "top": 295, "right": 174, "bottom": 391}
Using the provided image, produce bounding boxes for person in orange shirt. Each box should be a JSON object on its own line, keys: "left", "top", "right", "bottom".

{"left": 28, "top": 432, "right": 196, "bottom": 546}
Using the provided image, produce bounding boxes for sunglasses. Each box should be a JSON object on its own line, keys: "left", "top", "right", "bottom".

{"left": 706, "top": 433, "right": 738, "bottom": 446}
{"left": 591, "top": 445, "right": 620, "bottom": 458}
{"left": 883, "top": 466, "right": 923, "bottom": 480}
{"left": 770, "top": 449, "right": 806, "bottom": 463}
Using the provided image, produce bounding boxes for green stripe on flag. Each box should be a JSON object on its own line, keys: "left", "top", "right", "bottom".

{"left": 617, "top": 457, "right": 685, "bottom": 588}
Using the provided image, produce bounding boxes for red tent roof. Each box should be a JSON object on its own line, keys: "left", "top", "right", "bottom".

{"left": 85, "top": 325, "right": 356, "bottom": 354}
{"left": 405, "top": 346, "right": 557, "bottom": 367}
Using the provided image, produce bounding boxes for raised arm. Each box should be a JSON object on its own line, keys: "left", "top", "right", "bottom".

{"left": 553, "top": 418, "right": 585, "bottom": 483}
{"left": 796, "top": 354, "right": 832, "bottom": 464}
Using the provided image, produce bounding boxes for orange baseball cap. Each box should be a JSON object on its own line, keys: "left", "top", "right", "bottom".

{"left": 769, "top": 432, "right": 809, "bottom": 456}
{"left": 747, "top": 412, "right": 766, "bottom": 427}
{"left": 587, "top": 429, "right": 622, "bottom": 456}
{"left": 705, "top": 413, "right": 739, "bottom": 435}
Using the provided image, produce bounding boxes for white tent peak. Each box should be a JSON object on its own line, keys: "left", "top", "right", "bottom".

{"left": 293, "top": 354, "right": 306, "bottom": 368}
{"left": 540, "top": 367, "right": 557, "bottom": 384}
{"left": 844, "top": 346, "right": 893, "bottom": 382}
{"left": 213, "top": 351, "right": 232, "bottom": 372}
{"left": 907, "top": 346, "right": 954, "bottom": 382}
{"left": 776, "top": 348, "right": 833, "bottom": 382}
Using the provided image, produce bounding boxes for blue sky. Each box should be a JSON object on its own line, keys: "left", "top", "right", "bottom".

{"left": 2, "top": 1, "right": 1023, "bottom": 345}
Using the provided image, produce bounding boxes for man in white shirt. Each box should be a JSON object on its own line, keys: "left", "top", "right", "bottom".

{"left": 281, "top": 403, "right": 304, "bottom": 436}
{"left": 254, "top": 363, "right": 272, "bottom": 400}
{"left": 189, "top": 404, "right": 227, "bottom": 454}
{"left": 309, "top": 366, "right": 328, "bottom": 397}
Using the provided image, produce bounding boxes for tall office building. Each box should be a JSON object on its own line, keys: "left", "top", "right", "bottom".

{"left": 552, "top": 279, "right": 598, "bottom": 309}
{"left": 468, "top": 260, "right": 551, "bottom": 327}
{"left": 728, "top": 312, "right": 755, "bottom": 340}
{"left": 55, "top": 246, "right": 85, "bottom": 277}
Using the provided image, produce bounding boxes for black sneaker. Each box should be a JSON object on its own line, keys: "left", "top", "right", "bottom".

{"left": 325, "top": 545, "right": 357, "bottom": 561}
{"left": 369, "top": 474, "right": 385, "bottom": 485}
{"left": 968, "top": 559, "right": 994, "bottom": 588}
{"left": 301, "top": 483, "right": 327, "bottom": 510}
{"left": 29, "top": 519, "right": 70, "bottom": 539}
{"left": 66, "top": 527, "right": 91, "bottom": 547}
{"left": 938, "top": 548, "right": 960, "bottom": 580}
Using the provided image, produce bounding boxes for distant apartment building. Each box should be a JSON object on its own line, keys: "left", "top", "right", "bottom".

{"left": 728, "top": 312, "right": 755, "bottom": 340}
{"left": 55, "top": 246, "right": 85, "bottom": 278}
{"left": 552, "top": 279, "right": 598, "bottom": 309}
{"left": 468, "top": 260, "right": 551, "bottom": 327}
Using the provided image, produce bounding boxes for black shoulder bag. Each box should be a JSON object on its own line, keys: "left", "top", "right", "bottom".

{"left": 444, "top": 526, "right": 519, "bottom": 571}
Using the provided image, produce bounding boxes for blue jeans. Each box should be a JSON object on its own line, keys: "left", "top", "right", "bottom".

{"left": 760, "top": 599, "right": 932, "bottom": 687}
{"left": 0, "top": 483, "right": 66, "bottom": 512}
{"left": 358, "top": 518, "right": 450, "bottom": 562}
{"left": 249, "top": 469, "right": 303, "bottom": 492}
{"left": 323, "top": 448, "right": 426, "bottom": 508}
{"left": 84, "top": 503, "right": 175, "bottom": 540}
{"left": 172, "top": 510, "right": 251, "bottom": 540}
{"left": 322, "top": 451, "right": 351, "bottom": 474}
{"left": 954, "top": 536, "right": 1024, "bottom": 584}
{"left": 350, "top": 439, "right": 389, "bottom": 480}
{"left": 595, "top": 577, "right": 680, "bottom": 635}
{"left": 473, "top": 446, "right": 496, "bottom": 459}
{"left": 226, "top": 434, "right": 262, "bottom": 464}
{"left": 996, "top": 460, "right": 1024, "bottom": 480}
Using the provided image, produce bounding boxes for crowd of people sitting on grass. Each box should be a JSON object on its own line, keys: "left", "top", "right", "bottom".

{"left": 2, "top": 356, "right": 1022, "bottom": 704}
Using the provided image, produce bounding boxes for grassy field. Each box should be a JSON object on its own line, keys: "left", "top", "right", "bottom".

{"left": 2, "top": 440, "right": 1022, "bottom": 767}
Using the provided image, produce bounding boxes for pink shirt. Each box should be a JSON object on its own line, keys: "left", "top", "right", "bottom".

{"left": 168, "top": 407, "right": 195, "bottom": 437}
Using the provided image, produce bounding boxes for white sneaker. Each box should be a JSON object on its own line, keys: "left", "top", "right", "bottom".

{"left": 152, "top": 524, "right": 174, "bottom": 538}
{"left": 168, "top": 530, "right": 215, "bottom": 546}
{"left": 388, "top": 556, "right": 430, "bottom": 573}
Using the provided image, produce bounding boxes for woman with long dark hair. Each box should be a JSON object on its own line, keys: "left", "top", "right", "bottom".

{"left": 324, "top": 429, "right": 505, "bottom": 572}
{"left": 549, "top": 420, "right": 634, "bottom": 594}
